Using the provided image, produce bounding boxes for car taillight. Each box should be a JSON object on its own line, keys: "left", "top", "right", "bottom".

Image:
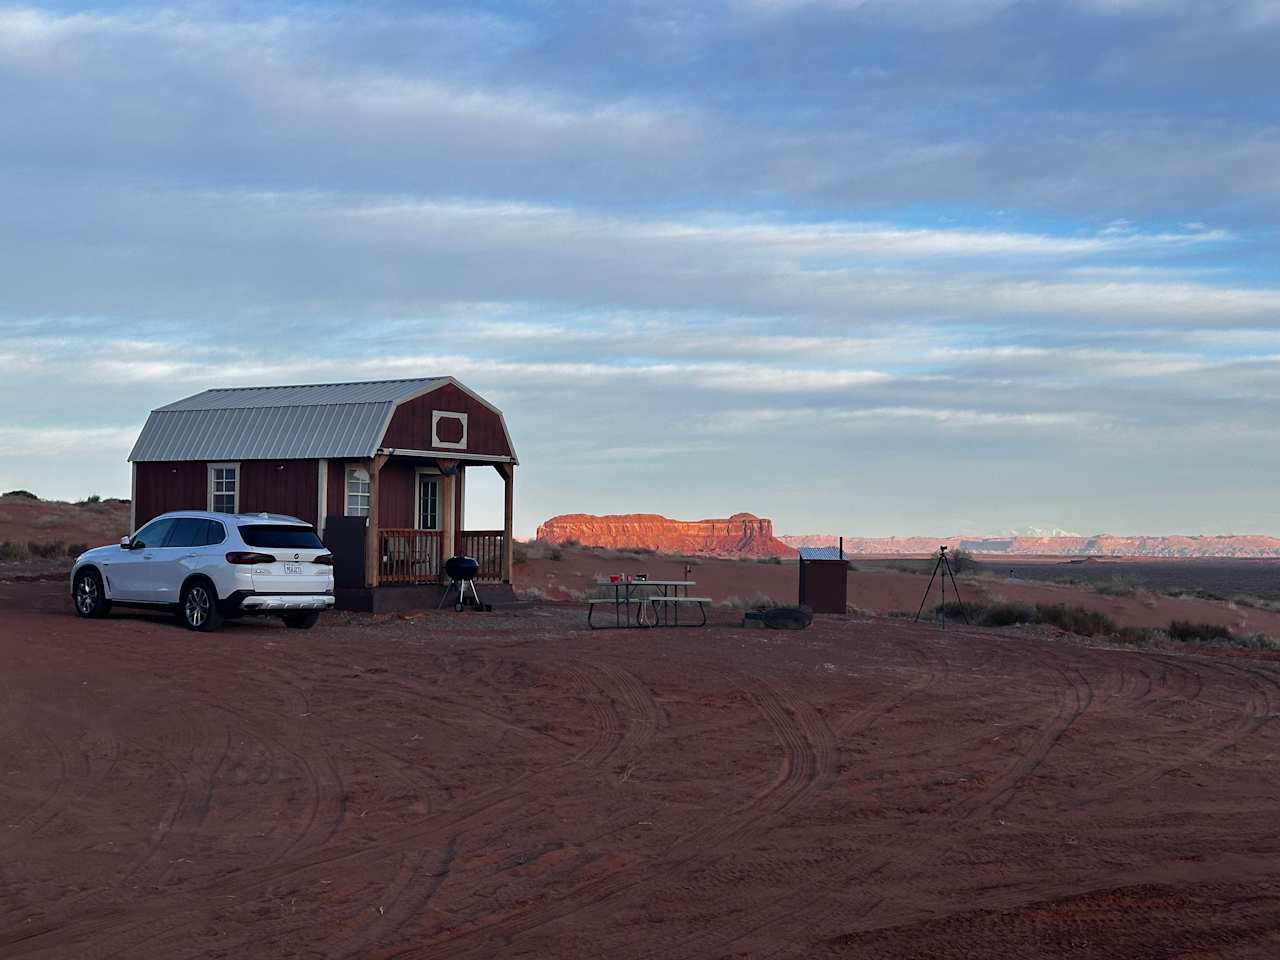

{"left": 226, "top": 551, "right": 276, "bottom": 565}
{"left": 313, "top": 553, "right": 334, "bottom": 566}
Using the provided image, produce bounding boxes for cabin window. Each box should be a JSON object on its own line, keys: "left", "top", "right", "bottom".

{"left": 208, "top": 463, "right": 239, "bottom": 513}
{"left": 417, "top": 474, "right": 439, "bottom": 530}
{"left": 345, "top": 466, "right": 371, "bottom": 517}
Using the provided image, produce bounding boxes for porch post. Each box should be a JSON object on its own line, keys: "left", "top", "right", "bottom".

{"left": 454, "top": 464, "right": 466, "bottom": 558}
{"left": 497, "top": 462, "right": 514, "bottom": 584}
{"left": 364, "top": 454, "right": 388, "bottom": 589}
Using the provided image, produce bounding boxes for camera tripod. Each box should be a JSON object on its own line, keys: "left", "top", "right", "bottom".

{"left": 913, "top": 545, "right": 969, "bottom": 627}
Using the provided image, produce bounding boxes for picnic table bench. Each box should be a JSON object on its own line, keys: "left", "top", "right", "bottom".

{"left": 588, "top": 579, "right": 710, "bottom": 628}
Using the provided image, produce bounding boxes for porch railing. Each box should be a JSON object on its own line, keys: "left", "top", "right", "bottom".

{"left": 380, "top": 529, "right": 443, "bottom": 584}
{"left": 460, "top": 530, "right": 505, "bottom": 581}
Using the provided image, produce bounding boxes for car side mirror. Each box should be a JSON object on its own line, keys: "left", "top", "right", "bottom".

{"left": 120, "top": 536, "right": 131, "bottom": 549}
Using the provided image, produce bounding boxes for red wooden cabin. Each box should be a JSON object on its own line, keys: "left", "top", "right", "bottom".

{"left": 128, "top": 378, "right": 518, "bottom": 610}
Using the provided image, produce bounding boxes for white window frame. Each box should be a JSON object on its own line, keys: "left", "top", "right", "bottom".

{"left": 345, "top": 464, "right": 371, "bottom": 517}
{"left": 208, "top": 462, "right": 240, "bottom": 514}
{"left": 415, "top": 468, "right": 441, "bottom": 530}
{"left": 431, "top": 410, "right": 468, "bottom": 450}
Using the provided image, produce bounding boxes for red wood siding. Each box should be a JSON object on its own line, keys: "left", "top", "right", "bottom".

{"left": 378, "top": 460, "right": 416, "bottom": 529}
{"left": 134, "top": 461, "right": 207, "bottom": 528}
{"left": 239, "top": 460, "right": 319, "bottom": 526}
{"left": 380, "top": 383, "right": 513, "bottom": 458}
{"left": 134, "top": 459, "right": 318, "bottom": 529}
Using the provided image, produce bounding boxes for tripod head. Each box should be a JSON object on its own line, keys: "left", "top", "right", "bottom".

{"left": 938, "top": 545, "right": 948, "bottom": 554}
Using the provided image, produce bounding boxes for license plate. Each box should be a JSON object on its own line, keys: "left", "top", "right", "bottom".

{"left": 283, "top": 562, "right": 303, "bottom": 575}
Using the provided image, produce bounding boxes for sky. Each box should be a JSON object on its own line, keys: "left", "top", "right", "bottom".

{"left": 2, "top": 1, "right": 1279, "bottom": 538}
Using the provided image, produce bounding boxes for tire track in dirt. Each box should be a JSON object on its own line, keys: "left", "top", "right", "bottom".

{"left": 683, "top": 634, "right": 1098, "bottom": 960}
{"left": 383, "top": 669, "right": 832, "bottom": 960}
{"left": 3, "top": 657, "right": 659, "bottom": 960}
{"left": 747, "top": 642, "right": 1280, "bottom": 958}
{"left": 321, "top": 837, "right": 457, "bottom": 960}
{"left": 1062, "top": 650, "right": 1280, "bottom": 809}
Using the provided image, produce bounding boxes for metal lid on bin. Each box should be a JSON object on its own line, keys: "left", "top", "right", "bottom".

{"left": 798, "top": 546, "right": 844, "bottom": 560}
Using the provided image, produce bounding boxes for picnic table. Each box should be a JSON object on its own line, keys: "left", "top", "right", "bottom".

{"left": 588, "top": 579, "right": 710, "bottom": 629}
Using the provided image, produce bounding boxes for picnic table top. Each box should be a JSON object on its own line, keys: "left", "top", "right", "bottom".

{"left": 592, "top": 579, "right": 696, "bottom": 587}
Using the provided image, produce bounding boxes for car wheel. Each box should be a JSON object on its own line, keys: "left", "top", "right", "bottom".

{"left": 180, "top": 580, "right": 224, "bottom": 632}
{"left": 72, "top": 569, "right": 111, "bottom": 619}
{"left": 283, "top": 612, "right": 320, "bottom": 630}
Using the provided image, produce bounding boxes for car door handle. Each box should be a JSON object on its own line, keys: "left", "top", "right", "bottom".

{"left": 184, "top": 553, "right": 199, "bottom": 558}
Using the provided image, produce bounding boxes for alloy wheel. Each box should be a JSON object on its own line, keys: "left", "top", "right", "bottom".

{"left": 185, "top": 586, "right": 210, "bottom": 627}
{"left": 75, "top": 575, "right": 98, "bottom": 614}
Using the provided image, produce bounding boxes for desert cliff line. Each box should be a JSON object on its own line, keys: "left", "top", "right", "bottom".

{"left": 536, "top": 511, "right": 1280, "bottom": 559}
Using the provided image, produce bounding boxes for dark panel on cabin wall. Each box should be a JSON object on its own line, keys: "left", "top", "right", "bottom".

{"left": 380, "top": 383, "right": 513, "bottom": 458}
{"left": 239, "top": 460, "right": 319, "bottom": 525}
{"left": 134, "top": 461, "right": 208, "bottom": 527}
{"left": 328, "top": 461, "right": 348, "bottom": 520}
{"left": 378, "top": 461, "right": 415, "bottom": 529}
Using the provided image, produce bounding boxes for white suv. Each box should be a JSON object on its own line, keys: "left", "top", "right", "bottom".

{"left": 70, "top": 511, "right": 336, "bottom": 631}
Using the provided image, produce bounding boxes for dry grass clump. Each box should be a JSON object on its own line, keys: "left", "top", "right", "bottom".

{"left": 932, "top": 599, "right": 1116, "bottom": 637}
{"left": 0, "top": 541, "right": 89, "bottom": 561}
{"left": 721, "top": 591, "right": 780, "bottom": 610}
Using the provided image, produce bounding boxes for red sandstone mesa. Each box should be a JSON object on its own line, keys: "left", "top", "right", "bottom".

{"left": 535, "top": 512, "right": 798, "bottom": 558}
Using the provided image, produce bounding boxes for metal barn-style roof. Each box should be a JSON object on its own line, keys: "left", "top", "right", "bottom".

{"left": 129, "top": 377, "right": 490, "bottom": 462}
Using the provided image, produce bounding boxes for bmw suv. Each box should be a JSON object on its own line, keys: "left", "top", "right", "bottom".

{"left": 70, "top": 512, "right": 336, "bottom": 631}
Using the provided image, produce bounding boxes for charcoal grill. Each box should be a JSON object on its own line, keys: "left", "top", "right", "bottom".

{"left": 439, "top": 555, "right": 484, "bottom": 611}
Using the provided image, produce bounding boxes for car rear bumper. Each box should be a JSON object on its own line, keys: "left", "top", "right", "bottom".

{"left": 225, "top": 591, "right": 335, "bottom": 614}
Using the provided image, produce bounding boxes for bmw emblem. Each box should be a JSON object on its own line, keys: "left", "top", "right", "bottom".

{"left": 293, "top": 553, "right": 300, "bottom": 560}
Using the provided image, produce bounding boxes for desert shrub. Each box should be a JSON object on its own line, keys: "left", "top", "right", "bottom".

{"left": 756, "top": 555, "right": 783, "bottom": 565}
{"left": 517, "top": 586, "right": 546, "bottom": 601}
{"left": 1114, "top": 626, "right": 1159, "bottom": 647}
{"left": 980, "top": 600, "right": 1036, "bottom": 626}
{"left": 721, "top": 591, "right": 779, "bottom": 610}
{"left": 67, "top": 543, "right": 89, "bottom": 557}
{"left": 931, "top": 600, "right": 972, "bottom": 621}
{"left": 81, "top": 494, "right": 102, "bottom": 504}
{"left": 27, "top": 541, "right": 67, "bottom": 559}
{"left": 549, "top": 548, "right": 563, "bottom": 562}
{"left": 560, "top": 538, "right": 581, "bottom": 549}
{"left": 1229, "top": 594, "right": 1280, "bottom": 612}
{"left": 628, "top": 546, "right": 656, "bottom": 555}
{"left": 886, "top": 610, "right": 914, "bottom": 619}
{"left": 1094, "top": 578, "right": 1136, "bottom": 597}
{"left": 0, "top": 541, "right": 29, "bottom": 561}
{"left": 1230, "top": 633, "right": 1280, "bottom": 651}
{"left": 2, "top": 489, "right": 38, "bottom": 500}
{"left": 512, "top": 542, "right": 529, "bottom": 565}
{"left": 1168, "top": 620, "right": 1232, "bottom": 644}
{"left": 846, "top": 604, "right": 874, "bottom": 617}
{"left": 1034, "top": 603, "right": 1116, "bottom": 637}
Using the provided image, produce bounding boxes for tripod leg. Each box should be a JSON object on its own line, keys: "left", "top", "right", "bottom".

{"left": 913, "top": 558, "right": 944, "bottom": 622}
{"left": 943, "top": 557, "right": 970, "bottom": 624}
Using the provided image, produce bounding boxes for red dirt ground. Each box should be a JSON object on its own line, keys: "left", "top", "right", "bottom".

{"left": 3, "top": 580, "right": 1280, "bottom": 958}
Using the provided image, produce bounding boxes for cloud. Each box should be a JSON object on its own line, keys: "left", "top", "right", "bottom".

{"left": 0, "top": 426, "right": 139, "bottom": 457}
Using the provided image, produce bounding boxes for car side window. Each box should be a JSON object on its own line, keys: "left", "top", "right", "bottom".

{"left": 132, "top": 518, "right": 176, "bottom": 549}
{"left": 203, "top": 520, "right": 227, "bottom": 546}
{"left": 164, "top": 518, "right": 207, "bottom": 548}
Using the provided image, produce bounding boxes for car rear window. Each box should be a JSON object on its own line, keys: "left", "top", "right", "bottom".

{"left": 238, "top": 524, "right": 324, "bottom": 549}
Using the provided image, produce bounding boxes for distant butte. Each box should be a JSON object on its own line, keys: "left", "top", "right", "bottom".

{"left": 780, "top": 533, "right": 1280, "bottom": 559}
{"left": 535, "top": 512, "right": 798, "bottom": 558}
